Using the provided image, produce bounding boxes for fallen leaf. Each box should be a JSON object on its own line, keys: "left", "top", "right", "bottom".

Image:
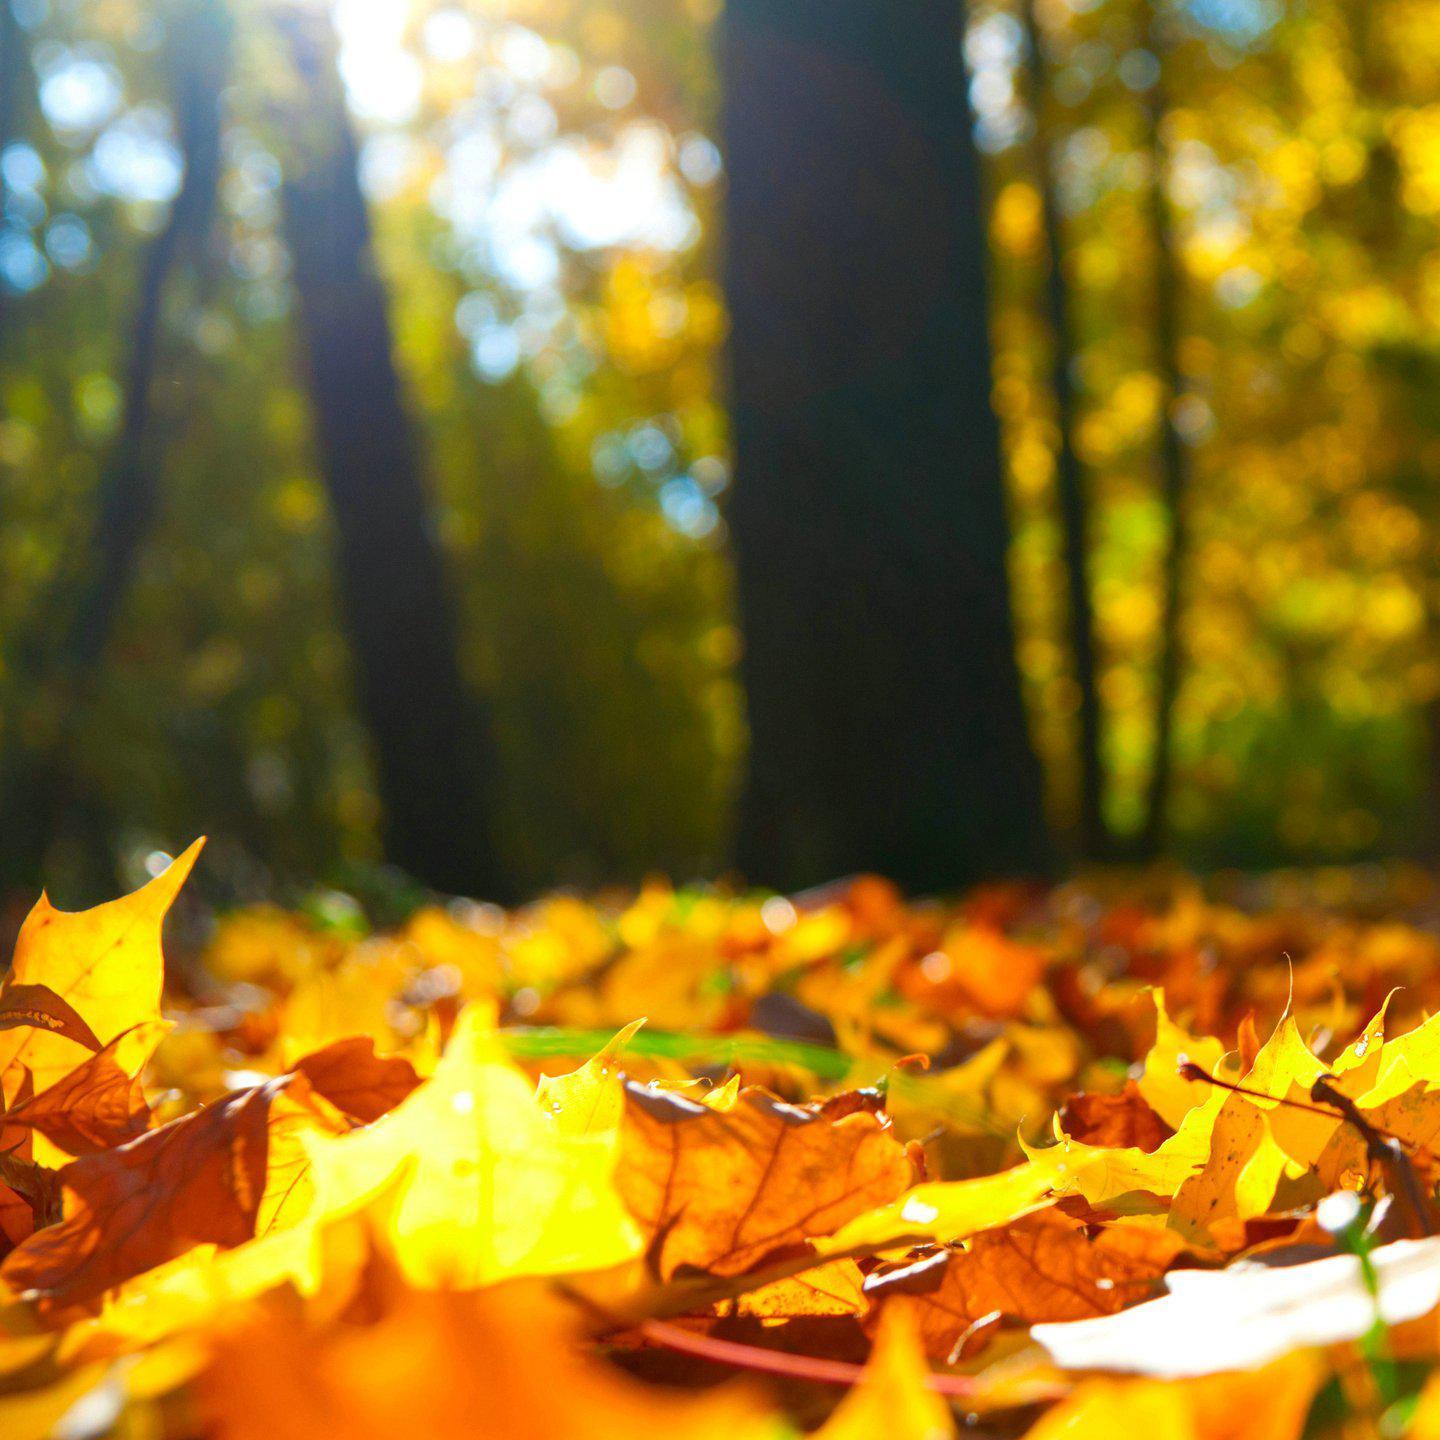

{"left": 825, "top": 1163, "right": 1053, "bottom": 1252}
{"left": 1058, "top": 1083, "right": 1173, "bottom": 1152}
{"left": 0, "top": 842, "right": 202, "bottom": 1106}
{"left": 1023, "top": 1103, "right": 1216, "bottom": 1209}
{"left": 0, "top": 986, "right": 103, "bottom": 1054}
{"left": 299, "top": 1006, "right": 641, "bottom": 1286}
{"left": 1170, "top": 1015, "right": 1328, "bottom": 1237}
{"left": 1033, "top": 1235, "right": 1440, "bottom": 1376}
{"left": 864, "top": 1209, "right": 1186, "bottom": 1359}
{"left": 203, "top": 1266, "right": 765, "bottom": 1440}
{"left": 815, "top": 1306, "right": 955, "bottom": 1440}
{"left": 0, "top": 1024, "right": 162, "bottom": 1159}
{"left": 0, "top": 1360, "right": 113, "bottom": 1440}
{"left": 1139, "top": 990, "right": 1226, "bottom": 1130}
{"left": 1020, "top": 1352, "right": 1322, "bottom": 1440}
{"left": 292, "top": 1037, "right": 420, "bottom": 1126}
{"left": 1, "top": 1076, "right": 283, "bottom": 1313}
{"left": 731, "top": 1255, "right": 867, "bottom": 1317}
{"left": 536, "top": 1019, "right": 645, "bottom": 1137}
{"left": 618, "top": 1081, "right": 913, "bottom": 1277}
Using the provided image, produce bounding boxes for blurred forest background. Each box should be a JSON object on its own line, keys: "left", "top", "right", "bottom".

{"left": 2, "top": 0, "right": 1439, "bottom": 905}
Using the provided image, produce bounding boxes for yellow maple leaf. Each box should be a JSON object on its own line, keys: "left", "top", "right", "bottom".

{"left": 535, "top": 1019, "right": 644, "bottom": 1137}
{"left": 0, "top": 841, "right": 203, "bottom": 1107}
{"left": 1023, "top": 1092, "right": 1221, "bottom": 1210}
{"left": 825, "top": 1162, "right": 1053, "bottom": 1253}
{"left": 299, "top": 1006, "right": 642, "bottom": 1286}
{"left": 1138, "top": 989, "right": 1226, "bottom": 1130}
{"left": 1171, "top": 1015, "right": 1324, "bottom": 1237}
{"left": 816, "top": 1306, "right": 955, "bottom": 1440}
{"left": 1019, "top": 1352, "right": 1321, "bottom": 1440}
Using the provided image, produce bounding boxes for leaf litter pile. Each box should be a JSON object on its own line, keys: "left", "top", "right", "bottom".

{"left": 15, "top": 848, "right": 1440, "bottom": 1435}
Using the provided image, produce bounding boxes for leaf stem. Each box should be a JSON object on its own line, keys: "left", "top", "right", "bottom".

{"left": 635, "top": 1317, "right": 982, "bottom": 1396}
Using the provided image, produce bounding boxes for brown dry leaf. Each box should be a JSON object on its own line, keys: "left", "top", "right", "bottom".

{"left": 1019, "top": 1351, "right": 1322, "bottom": 1440}
{"left": 0, "top": 1181, "right": 33, "bottom": 1249}
{"left": 1058, "top": 1083, "right": 1174, "bottom": 1152}
{"left": 1, "top": 1076, "right": 286, "bottom": 1313}
{"left": 203, "top": 1270, "right": 766, "bottom": 1440}
{"left": 0, "top": 985, "right": 103, "bottom": 1055}
{"left": 617, "top": 1081, "right": 914, "bottom": 1278}
{"left": 291, "top": 1037, "right": 421, "bottom": 1126}
{"left": 229, "top": 1040, "right": 426, "bottom": 1241}
{"left": 0, "top": 1023, "right": 162, "bottom": 1159}
{"left": 0, "top": 842, "right": 202, "bottom": 1106}
{"left": 864, "top": 1209, "right": 1187, "bottom": 1359}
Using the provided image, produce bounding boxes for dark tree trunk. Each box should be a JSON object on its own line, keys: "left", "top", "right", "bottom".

{"left": 0, "top": 0, "right": 229, "bottom": 890}
{"left": 277, "top": 9, "right": 510, "bottom": 900}
{"left": 62, "top": 1, "right": 228, "bottom": 673}
{"left": 722, "top": 0, "right": 1051, "bottom": 894}
{"left": 1139, "top": 36, "right": 1190, "bottom": 859}
{"left": 1020, "top": 0, "right": 1109, "bottom": 860}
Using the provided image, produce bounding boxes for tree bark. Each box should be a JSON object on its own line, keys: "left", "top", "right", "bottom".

{"left": 722, "top": 0, "right": 1051, "bottom": 894}
{"left": 1020, "top": 0, "right": 1109, "bottom": 859}
{"left": 1139, "top": 26, "right": 1190, "bottom": 859}
{"left": 277, "top": 7, "right": 510, "bottom": 899}
{"left": 61, "top": 0, "right": 228, "bottom": 673}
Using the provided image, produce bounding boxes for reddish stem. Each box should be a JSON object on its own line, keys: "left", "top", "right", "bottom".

{"left": 637, "top": 1317, "right": 979, "bottom": 1396}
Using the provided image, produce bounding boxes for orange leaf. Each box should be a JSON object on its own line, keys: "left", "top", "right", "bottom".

{"left": 0, "top": 1025, "right": 158, "bottom": 1158}
{"left": 1, "top": 1076, "right": 285, "bottom": 1314}
{"left": 1237, "top": 1012, "right": 1263, "bottom": 1075}
{"left": 1058, "top": 1083, "right": 1174, "bottom": 1152}
{"left": 1020, "top": 1351, "right": 1322, "bottom": 1440}
{"left": 292, "top": 1037, "right": 421, "bottom": 1125}
{"left": 864, "top": 1209, "right": 1186, "bottom": 1360}
{"left": 618, "top": 1082, "right": 914, "bottom": 1278}
{"left": 0, "top": 1183, "right": 30, "bottom": 1251}
{"left": 203, "top": 1267, "right": 765, "bottom": 1440}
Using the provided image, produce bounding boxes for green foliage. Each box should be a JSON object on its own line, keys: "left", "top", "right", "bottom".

{"left": 5, "top": 0, "right": 1440, "bottom": 895}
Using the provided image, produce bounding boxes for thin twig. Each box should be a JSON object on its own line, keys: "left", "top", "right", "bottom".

{"left": 635, "top": 1316, "right": 982, "bottom": 1396}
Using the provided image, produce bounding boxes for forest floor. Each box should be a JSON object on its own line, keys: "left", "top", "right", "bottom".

{"left": 4, "top": 845, "right": 1440, "bottom": 1437}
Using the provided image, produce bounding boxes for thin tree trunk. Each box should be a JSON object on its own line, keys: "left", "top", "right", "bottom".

{"left": 1020, "top": 0, "right": 1108, "bottom": 860}
{"left": 61, "top": 3, "right": 229, "bottom": 672}
{"left": 0, "top": 0, "right": 230, "bottom": 889}
{"left": 276, "top": 7, "right": 510, "bottom": 900}
{"left": 723, "top": 0, "right": 1051, "bottom": 894}
{"left": 1139, "top": 24, "right": 1190, "bottom": 859}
